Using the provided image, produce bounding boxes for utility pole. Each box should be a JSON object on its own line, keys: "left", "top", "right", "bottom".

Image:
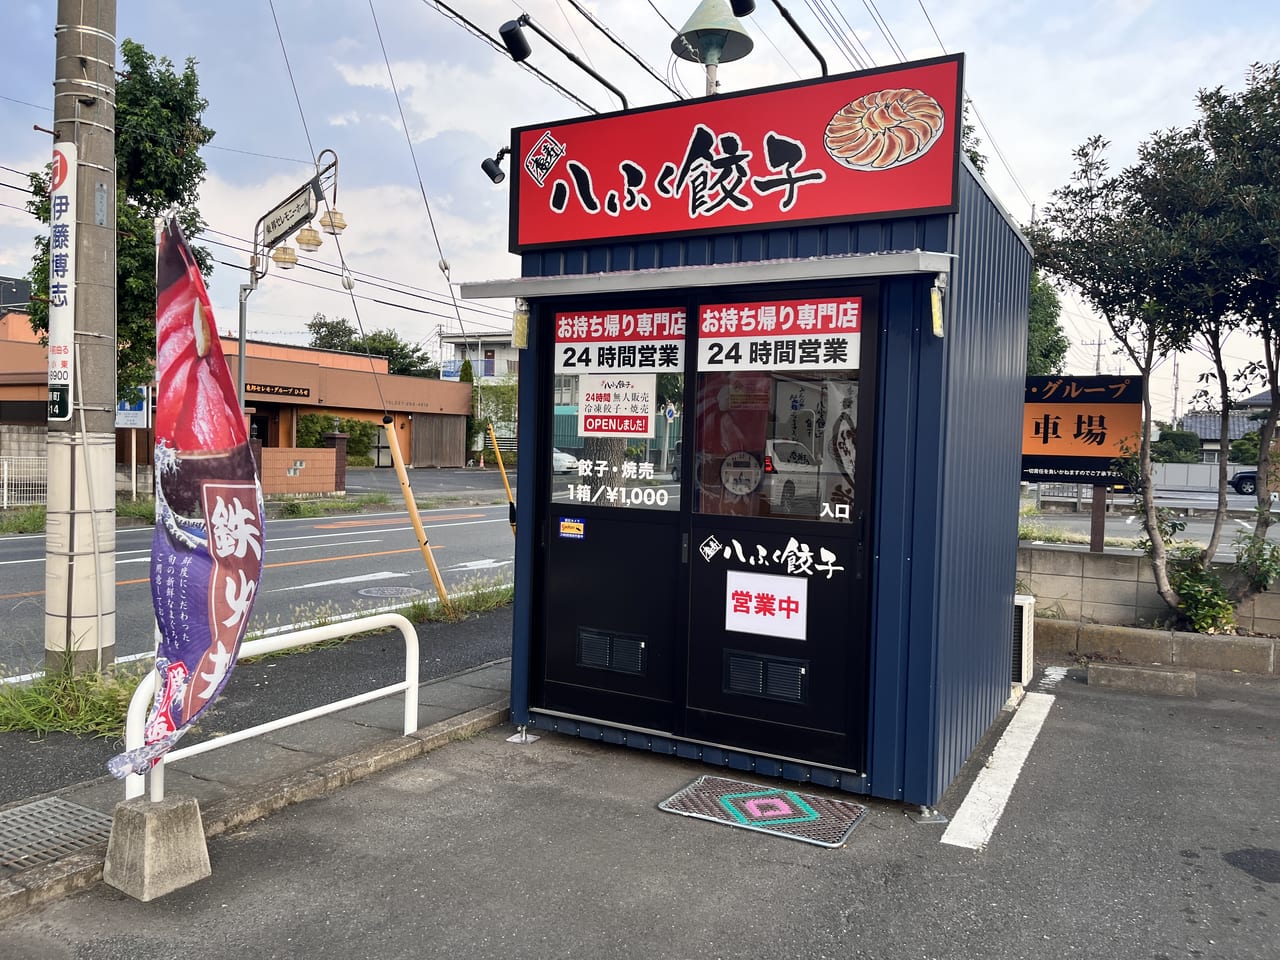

{"left": 1080, "top": 337, "right": 1106, "bottom": 376}
{"left": 45, "top": 0, "right": 117, "bottom": 674}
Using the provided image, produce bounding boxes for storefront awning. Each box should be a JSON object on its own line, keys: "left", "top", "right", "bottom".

{"left": 459, "top": 251, "right": 953, "bottom": 300}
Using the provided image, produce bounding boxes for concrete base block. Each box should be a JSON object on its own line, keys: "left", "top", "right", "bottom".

{"left": 1087, "top": 662, "right": 1196, "bottom": 697}
{"left": 103, "top": 796, "right": 210, "bottom": 902}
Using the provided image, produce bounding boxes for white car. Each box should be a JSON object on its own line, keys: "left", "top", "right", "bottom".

{"left": 552, "top": 448, "right": 578, "bottom": 473}
{"left": 761, "top": 439, "right": 821, "bottom": 514}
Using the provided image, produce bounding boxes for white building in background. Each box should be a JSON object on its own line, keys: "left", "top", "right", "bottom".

{"left": 439, "top": 330, "right": 519, "bottom": 383}
{"left": 440, "top": 330, "right": 519, "bottom": 453}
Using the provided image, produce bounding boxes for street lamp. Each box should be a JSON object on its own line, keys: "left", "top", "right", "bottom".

{"left": 237, "top": 149, "right": 346, "bottom": 412}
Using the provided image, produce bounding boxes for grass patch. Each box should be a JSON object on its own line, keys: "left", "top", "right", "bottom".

{"left": 115, "top": 497, "right": 156, "bottom": 524}
{"left": 271, "top": 493, "right": 390, "bottom": 518}
{"left": 0, "top": 664, "right": 147, "bottom": 739}
{"left": 1018, "top": 514, "right": 1151, "bottom": 551}
{"left": 405, "top": 577, "right": 514, "bottom": 624}
{"left": 0, "top": 505, "right": 45, "bottom": 534}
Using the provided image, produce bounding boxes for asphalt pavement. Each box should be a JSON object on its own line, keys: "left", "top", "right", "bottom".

{"left": 1, "top": 657, "right": 1277, "bottom": 959}
{"left": 2, "top": 472, "right": 1279, "bottom": 955}
{"left": 2, "top": 597, "right": 1279, "bottom": 959}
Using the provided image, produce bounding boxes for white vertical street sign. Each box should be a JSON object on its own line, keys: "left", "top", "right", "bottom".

{"left": 47, "top": 141, "right": 77, "bottom": 421}
{"left": 115, "top": 386, "right": 150, "bottom": 429}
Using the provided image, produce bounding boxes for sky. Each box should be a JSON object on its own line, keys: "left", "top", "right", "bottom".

{"left": 1, "top": 0, "right": 1277, "bottom": 422}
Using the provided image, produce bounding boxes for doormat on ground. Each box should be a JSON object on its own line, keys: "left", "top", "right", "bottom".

{"left": 659, "top": 775, "right": 867, "bottom": 848}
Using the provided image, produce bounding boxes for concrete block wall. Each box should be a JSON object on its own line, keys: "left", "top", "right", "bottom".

{"left": 1018, "top": 543, "right": 1280, "bottom": 637}
{"left": 258, "top": 447, "right": 338, "bottom": 496}
{"left": 0, "top": 424, "right": 47, "bottom": 457}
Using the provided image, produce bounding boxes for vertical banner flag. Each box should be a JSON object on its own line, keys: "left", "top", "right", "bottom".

{"left": 109, "top": 220, "right": 265, "bottom": 778}
{"left": 46, "top": 142, "right": 76, "bottom": 421}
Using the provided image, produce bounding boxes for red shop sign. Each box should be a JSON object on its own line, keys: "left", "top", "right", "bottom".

{"left": 511, "top": 54, "right": 963, "bottom": 252}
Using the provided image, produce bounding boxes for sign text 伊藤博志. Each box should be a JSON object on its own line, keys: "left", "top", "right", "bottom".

{"left": 512, "top": 55, "right": 962, "bottom": 251}
{"left": 1021, "top": 375, "right": 1143, "bottom": 485}
{"left": 47, "top": 142, "right": 77, "bottom": 421}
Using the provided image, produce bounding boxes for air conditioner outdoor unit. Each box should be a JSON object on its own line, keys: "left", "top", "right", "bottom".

{"left": 1012, "top": 594, "right": 1035, "bottom": 686}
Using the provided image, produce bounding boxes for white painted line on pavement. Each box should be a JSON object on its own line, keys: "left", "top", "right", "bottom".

{"left": 1038, "top": 665, "right": 1068, "bottom": 690}
{"left": 267, "top": 570, "right": 411, "bottom": 593}
{"left": 114, "top": 538, "right": 385, "bottom": 565}
{"left": 941, "top": 691, "right": 1055, "bottom": 851}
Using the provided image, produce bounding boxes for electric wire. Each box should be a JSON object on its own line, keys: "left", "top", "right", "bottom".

{"left": 561, "top": 0, "right": 682, "bottom": 99}
{"left": 268, "top": 0, "right": 389, "bottom": 414}
{"left": 802, "top": 0, "right": 862, "bottom": 71}
{"left": 199, "top": 228, "right": 512, "bottom": 321}
{"left": 418, "top": 0, "right": 598, "bottom": 114}
{"left": 913, "top": 0, "right": 1033, "bottom": 212}
{"left": 862, "top": 0, "right": 908, "bottom": 61}
{"left": 823, "top": 0, "right": 878, "bottom": 67}
{"left": 211, "top": 256, "right": 515, "bottom": 332}
{"left": 368, "top": 0, "right": 484, "bottom": 406}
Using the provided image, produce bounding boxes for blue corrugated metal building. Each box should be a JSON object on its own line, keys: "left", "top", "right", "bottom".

{"left": 462, "top": 57, "right": 1032, "bottom": 808}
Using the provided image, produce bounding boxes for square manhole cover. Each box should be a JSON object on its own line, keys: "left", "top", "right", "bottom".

{"left": 0, "top": 796, "right": 113, "bottom": 870}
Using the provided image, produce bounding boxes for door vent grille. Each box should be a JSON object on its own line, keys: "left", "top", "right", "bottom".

{"left": 724, "top": 650, "right": 808, "bottom": 704}
{"left": 577, "top": 627, "right": 646, "bottom": 676}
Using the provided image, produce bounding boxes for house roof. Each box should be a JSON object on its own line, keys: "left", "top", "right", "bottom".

{"left": 1240, "top": 389, "right": 1274, "bottom": 410}
{"left": 1177, "top": 411, "right": 1257, "bottom": 441}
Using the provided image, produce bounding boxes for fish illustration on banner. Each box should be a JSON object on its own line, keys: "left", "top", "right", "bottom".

{"left": 109, "top": 219, "right": 265, "bottom": 779}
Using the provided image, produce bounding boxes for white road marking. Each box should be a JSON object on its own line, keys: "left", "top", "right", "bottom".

{"left": 114, "top": 538, "right": 385, "bottom": 565}
{"left": 446, "top": 559, "right": 513, "bottom": 571}
{"left": 941, "top": 692, "right": 1055, "bottom": 851}
{"left": 266, "top": 570, "right": 411, "bottom": 593}
{"left": 1038, "top": 665, "right": 1068, "bottom": 690}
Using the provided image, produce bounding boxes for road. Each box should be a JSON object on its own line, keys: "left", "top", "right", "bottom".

{"left": 0, "top": 501, "right": 517, "bottom": 680}
{"left": 1029, "top": 487, "right": 1279, "bottom": 560}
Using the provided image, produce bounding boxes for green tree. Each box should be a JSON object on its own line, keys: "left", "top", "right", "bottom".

{"left": 459, "top": 358, "right": 481, "bottom": 453}
{"left": 295, "top": 413, "right": 378, "bottom": 459}
{"left": 305, "top": 312, "right": 437, "bottom": 378}
{"left": 1151, "top": 425, "right": 1202, "bottom": 463}
{"left": 1030, "top": 135, "right": 1190, "bottom": 612}
{"left": 1026, "top": 271, "right": 1069, "bottom": 376}
{"left": 1033, "top": 63, "right": 1280, "bottom": 616}
{"left": 478, "top": 371, "right": 519, "bottom": 429}
{"left": 961, "top": 102, "right": 985, "bottom": 174}
{"left": 1196, "top": 63, "right": 1280, "bottom": 537}
{"left": 305, "top": 313, "right": 359, "bottom": 352}
{"left": 25, "top": 39, "right": 214, "bottom": 392}
{"left": 1230, "top": 430, "right": 1261, "bottom": 464}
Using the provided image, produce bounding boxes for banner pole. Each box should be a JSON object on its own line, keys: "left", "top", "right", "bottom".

{"left": 383, "top": 416, "right": 451, "bottom": 607}
{"left": 488, "top": 422, "right": 516, "bottom": 538}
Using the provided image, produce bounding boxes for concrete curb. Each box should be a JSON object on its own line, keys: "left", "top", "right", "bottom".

{"left": 1087, "top": 662, "right": 1197, "bottom": 697}
{"left": 1035, "top": 618, "right": 1278, "bottom": 675}
{"left": 0, "top": 700, "right": 509, "bottom": 923}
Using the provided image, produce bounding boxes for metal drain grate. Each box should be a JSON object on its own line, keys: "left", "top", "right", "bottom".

{"left": 659, "top": 775, "right": 866, "bottom": 848}
{"left": 0, "top": 797, "right": 113, "bottom": 870}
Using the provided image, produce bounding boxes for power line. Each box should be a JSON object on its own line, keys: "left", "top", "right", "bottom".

{"left": 419, "top": 0, "right": 599, "bottom": 114}
{"left": 802, "top": 1, "right": 862, "bottom": 71}
{"left": 861, "top": 0, "right": 908, "bottom": 61}
{"left": 562, "top": 0, "right": 682, "bottom": 99}
{"left": 199, "top": 228, "right": 511, "bottom": 321}
{"left": 912, "top": 0, "right": 1034, "bottom": 213}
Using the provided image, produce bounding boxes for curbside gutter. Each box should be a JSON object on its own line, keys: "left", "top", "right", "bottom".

{"left": 0, "top": 700, "right": 509, "bottom": 924}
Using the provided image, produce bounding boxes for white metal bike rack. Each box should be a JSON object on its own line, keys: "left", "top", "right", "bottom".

{"left": 123, "top": 613, "right": 420, "bottom": 801}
